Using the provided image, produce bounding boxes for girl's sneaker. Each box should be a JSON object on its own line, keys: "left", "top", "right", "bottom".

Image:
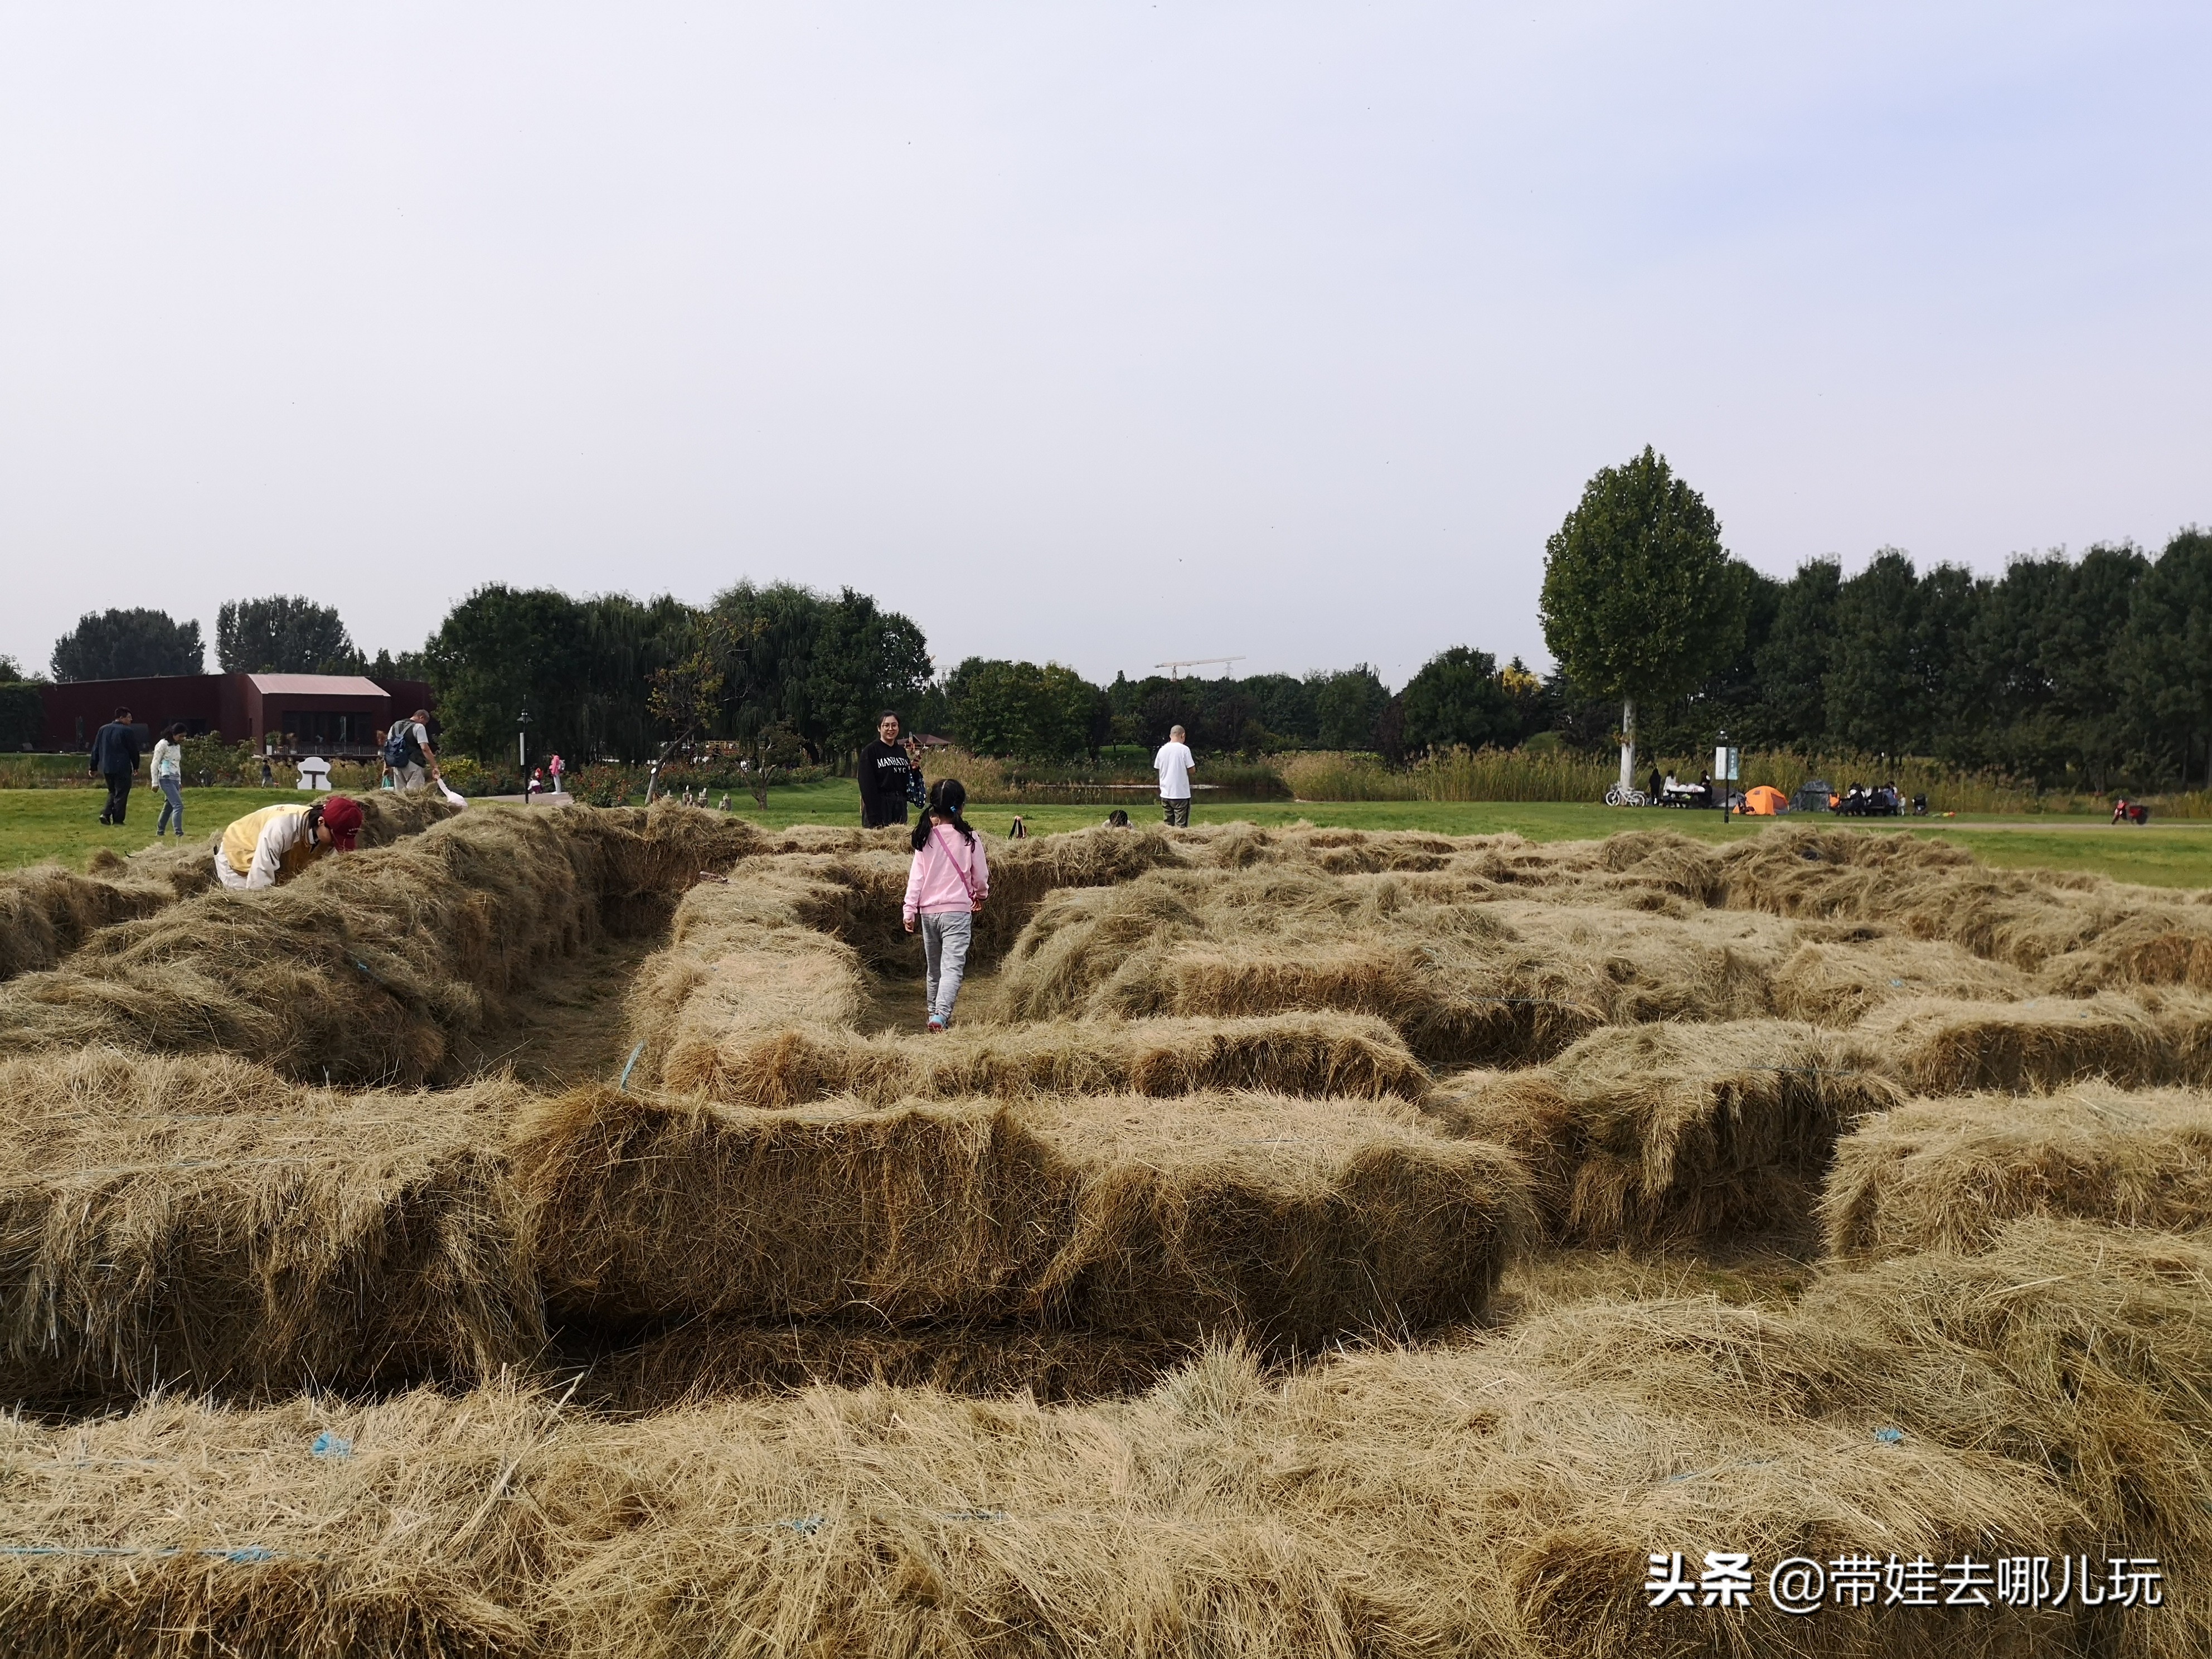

{"left": 926, "top": 1017, "right": 946, "bottom": 1033}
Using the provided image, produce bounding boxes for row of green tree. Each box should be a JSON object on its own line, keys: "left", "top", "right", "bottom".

{"left": 936, "top": 652, "right": 1549, "bottom": 764}
{"left": 18, "top": 455, "right": 2209, "bottom": 792}
{"left": 35, "top": 596, "right": 387, "bottom": 681}
{"left": 1539, "top": 446, "right": 2212, "bottom": 793}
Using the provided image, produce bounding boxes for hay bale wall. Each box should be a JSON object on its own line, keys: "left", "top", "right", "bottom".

{"left": 662, "top": 1011, "right": 1429, "bottom": 1109}
{"left": 1433, "top": 1019, "right": 1900, "bottom": 1245}
{"left": 0, "top": 804, "right": 754, "bottom": 1084}
{"left": 0, "top": 1050, "right": 544, "bottom": 1404}
{"left": 513, "top": 1086, "right": 1528, "bottom": 1347}
{"left": 1822, "top": 1085, "right": 2212, "bottom": 1258}
{"left": 4, "top": 1220, "right": 2201, "bottom": 1659}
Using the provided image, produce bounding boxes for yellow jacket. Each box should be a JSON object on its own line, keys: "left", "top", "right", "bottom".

{"left": 220, "top": 804, "right": 331, "bottom": 888}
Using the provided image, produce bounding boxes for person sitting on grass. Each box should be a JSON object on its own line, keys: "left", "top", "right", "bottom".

{"left": 902, "top": 778, "right": 987, "bottom": 1033}
{"left": 214, "top": 796, "right": 365, "bottom": 890}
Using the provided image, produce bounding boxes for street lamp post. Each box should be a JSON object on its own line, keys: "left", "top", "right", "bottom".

{"left": 517, "top": 707, "right": 532, "bottom": 774}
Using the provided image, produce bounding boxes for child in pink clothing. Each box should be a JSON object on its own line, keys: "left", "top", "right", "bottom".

{"left": 902, "top": 779, "right": 988, "bottom": 1031}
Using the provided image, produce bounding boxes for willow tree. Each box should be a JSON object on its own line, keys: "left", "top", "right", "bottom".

{"left": 1539, "top": 447, "right": 1745, "bottom": 795}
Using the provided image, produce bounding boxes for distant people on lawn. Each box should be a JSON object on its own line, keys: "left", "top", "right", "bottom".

{"left": 214, "top": 796, "right": 364, "bottom": 890}
{"left": 88, "top": 706, "right": 142, "bottom": 826}
{"left": 548, "top": 753, "right": 565, "bottom": 796}
{"left": 860, "top": 710, "right": 920, "bottom": 828}
{"left": 1154, "top": 725, "right": 1196, "bottom": 828}
{"left": 903, "top": 778, "right": 987, "bottom": 1032}
{"left": 151, "top": 723, "right": 187, "bottom": 839}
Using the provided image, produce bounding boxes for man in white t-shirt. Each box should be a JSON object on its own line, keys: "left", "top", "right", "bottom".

{"left": 1153, "top": 725, "right": 1196, "bottom": 828}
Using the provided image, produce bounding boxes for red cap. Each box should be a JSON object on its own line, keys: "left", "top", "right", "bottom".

{"left": 321, "top": 794, "right": 364, "bottom": 851}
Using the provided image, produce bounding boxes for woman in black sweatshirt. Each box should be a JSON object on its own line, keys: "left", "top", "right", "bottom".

{"left": 858, "top": 711, "right": 918, "bottom": 828}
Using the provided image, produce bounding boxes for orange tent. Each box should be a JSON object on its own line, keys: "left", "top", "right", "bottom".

{"left": 1742, "top": 784, "right": 1788, "bottom": 816}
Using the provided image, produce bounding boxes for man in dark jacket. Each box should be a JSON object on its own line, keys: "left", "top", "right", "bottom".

{"left": 858, "top": 711, "right": 918, "bottom": 828}
{"left": 88, "top": 705, "right": 142, "bottom": 826}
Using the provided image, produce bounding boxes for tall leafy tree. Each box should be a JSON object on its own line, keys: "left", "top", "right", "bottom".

{"left": 2120, "top": 529, "right": 2212, "bottom": 789}
{"left": 1539, "top": 447, "right": 1745, "bottom": 792}
{"left": 946, "top": 658, "right": 1101, "bottom": 763}
{"left": 1822, "top": 550, "right": 1922, "bottom": 754}
{"left": 216, "top": 596, "right": 358, "bottom": 673}
{"left": 1398, "top": 647, "right": 1516, "bottom": 754}
{"left": 1314, "top": 665, "right": 1391, "bottom": 750}
{"left": 1752, "top": 559, "right": 1842, "bottom": 748}
{"left": 50, "top": 609, "right": 204, "bottom": 681}
{"left": 424, "top": 585, "right": 692, "bottom": 765}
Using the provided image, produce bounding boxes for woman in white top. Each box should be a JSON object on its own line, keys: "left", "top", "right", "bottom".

{"left": 151, "top": 724, "right": 187, "bottom": 839}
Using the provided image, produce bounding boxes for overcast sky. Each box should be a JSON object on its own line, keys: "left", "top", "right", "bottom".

{"left": 3, "top": 4, "right": 2206, "bottom": 688}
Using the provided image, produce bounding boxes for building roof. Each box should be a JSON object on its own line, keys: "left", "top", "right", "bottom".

{"left": 244, "top": 674, "right": 393, "bottom": 698}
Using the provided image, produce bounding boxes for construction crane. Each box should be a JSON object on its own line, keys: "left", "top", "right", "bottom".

{"left": 1154, "top": 656, "right": 1245, "bottom": 680}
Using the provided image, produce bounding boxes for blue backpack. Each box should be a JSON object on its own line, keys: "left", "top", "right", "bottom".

{"left": 382, "top": 723, "right": 422, "bottom": 768}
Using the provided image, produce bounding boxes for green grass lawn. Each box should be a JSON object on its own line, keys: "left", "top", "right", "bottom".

{"left": 10, "top": 779, "right": 2212, "bottom": 889}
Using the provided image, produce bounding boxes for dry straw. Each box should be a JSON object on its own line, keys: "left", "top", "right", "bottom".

{"left": 1718, "top": 822, "right": 2212, "bottom": 989}
{"left": 573, "top": 1320, "right": 1193, "bottom": 1410}
{"left": 1, "top": 1220, "right": 2199, "bottom": 1658}
{"left": 0, "top": 1049, "right": 544, "bottom": 1404}
{"left": 661, "top": 1011, "right": 1429, "bottom": 1109}
{"left": 1432, "top": 1018, "right": 1900, "bottom": 1245}
{"left": 0, "top": 803, "right": 755, "bottom": 1084}
{"left": 1822, "top": 1084, "right": 2212, "bottom": 1258}
{"left": 991, "top": 865, "right": 1791, "bottom": 1063}
{"left": 512, "top": 1086, "right": 1531, "bottom": 1348}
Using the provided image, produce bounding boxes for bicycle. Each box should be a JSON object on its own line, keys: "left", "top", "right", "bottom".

{"left": 1603, "top": 784, "right": 1650, "bottom": 807}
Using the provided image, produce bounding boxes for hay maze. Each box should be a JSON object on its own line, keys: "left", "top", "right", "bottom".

{"left": 1, "top": 806, "right": 2208, "bottom": 1656}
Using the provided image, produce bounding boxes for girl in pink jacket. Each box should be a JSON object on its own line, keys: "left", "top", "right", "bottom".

{"left": 903, "top": 778, "right": 988, "bottom": 1031}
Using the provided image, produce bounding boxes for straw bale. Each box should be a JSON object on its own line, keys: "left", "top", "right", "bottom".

{"left": 1769, "top": 926, "right": 2034, "bottom": 1025}
{"left": 622, "top": 862, "right": 872, "bottom": 1091}
{"left": 513, "top": 1087, "right": 1528, "bottom": 1346}
{"left": 572, "top": 1321, "right": 1191, "bottom": 1409}
{"left": 16, "top": 1224, "right": 2201, "bottom": 1657}
{"left": 0, "top": 1049, "right": 544, "bottom": 1403}
{"left": 1719, "top": 823, "right": 2212, "bottom": 992}
{"left": 664, "top": 1011, "right": 1429, "bottom": 1109}
{"left": 0, "top": 865, "right": 175, "bottom": 983}
{"left": 1801, "top": 1218, "right": 2212, "bottom": 1622}
{"left": 1822, "top": 1085, "right": 2212, "bottom": 1258}
{"left": 1434, "top": 1018, "right": 1899, "bottom": 1244}
{"left": 994, "top": 867, "right": 1792, "bottom": 1061}
{"left": 1856, "top": 991, "right": 2171, "bottom": 1094}
{"left": 0, "top": 803, "right": 752, "bottom": 1083}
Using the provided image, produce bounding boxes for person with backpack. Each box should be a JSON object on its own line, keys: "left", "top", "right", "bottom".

{"left": 382, "top": 708, "right": 440, "bottom": 792}
{"left": 902, "top": 778, "right": 987, "bottom": 1032}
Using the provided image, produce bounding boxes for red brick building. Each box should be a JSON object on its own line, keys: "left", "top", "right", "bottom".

{"left": 35, "top": 673, "right": 434, "bottom": 759}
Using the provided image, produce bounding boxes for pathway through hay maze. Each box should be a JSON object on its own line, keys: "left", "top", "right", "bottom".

{"left": 2, "top": 806, "right": 2209, "bottom": 1655}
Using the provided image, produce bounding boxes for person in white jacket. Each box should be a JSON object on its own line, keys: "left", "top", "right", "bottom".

{"left": 214, "top": 796, "right": 365, "bottom": 890}
{"left": 901, "top": 778, "right": 988, "bottom": 1032}
{"left": 149, "top": 723, "right": 188, "bottom": 839}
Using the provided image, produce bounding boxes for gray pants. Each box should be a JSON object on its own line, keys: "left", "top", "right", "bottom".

{"left": 157, "top": 775, "right": 185, "bottom": 836}
{"left": 395, "top": 762, "right": 428, "bottom": 790}
{"left": 921, "top": 909, "right": 973, "bottom": 1025}
{"left": 1161, "top": 794, "right": 1191, "bottom": 827}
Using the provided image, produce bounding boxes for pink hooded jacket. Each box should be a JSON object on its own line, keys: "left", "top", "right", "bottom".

{"left": 903, "top": 823, "right": 989, "bottom": 922}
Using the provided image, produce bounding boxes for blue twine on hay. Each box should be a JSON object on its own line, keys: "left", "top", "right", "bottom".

{"left": 310, "top": 1432, "right": 352, "bottom": 1459}
{"left": 1874, "top": 1427, "right": 1905, "bottom": 1444}
{"left": 618, "top": 1041, "right": 646, "bottom": 1093}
